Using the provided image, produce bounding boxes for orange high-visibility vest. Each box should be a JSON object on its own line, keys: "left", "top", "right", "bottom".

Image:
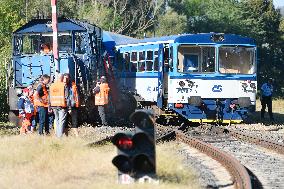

{"left": 49, "top": 82, "right": 67, "bottom": 107}
{"left": 34, "top": 84, "right": 49, "bottom": 107}
{"left": 71, "top": 82, "right": 80, "bottom": 108}
{"left": 29, "top": 95, "right": 37, "bottom": 115}
{"left": 95, "top": 83, "right": 110, "bottom": 105}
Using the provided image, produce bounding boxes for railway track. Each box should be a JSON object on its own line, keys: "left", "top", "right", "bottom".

{"left": 156, "top": 124, "right": 252, "bottom": 189}
{"left": 185, "top": 125, "right": 284, "bottom": 189}
{"left": 87, "top": 123, "right": 284, "bottom": 189}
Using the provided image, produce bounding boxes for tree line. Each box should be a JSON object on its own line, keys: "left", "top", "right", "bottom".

{"left": 0, "top": 0, "right": 283, "bottom": 121}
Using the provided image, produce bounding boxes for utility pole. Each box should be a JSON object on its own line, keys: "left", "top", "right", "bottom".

{"left": 51, "top": 0, "right": 59, "bottom": 79}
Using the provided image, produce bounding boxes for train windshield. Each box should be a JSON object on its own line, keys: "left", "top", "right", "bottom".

{"left": 177, "top": 45, "right": 215, "bottom": 73}
{"left": 219, "top": 46, "right": 256, "bottom": 74}
{"left": 13, "top": 33, "right": 74, "bottom": 55}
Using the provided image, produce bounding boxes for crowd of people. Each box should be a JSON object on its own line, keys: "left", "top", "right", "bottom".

{"left": 17, "top": 74, "right": 110, "bottom": 137}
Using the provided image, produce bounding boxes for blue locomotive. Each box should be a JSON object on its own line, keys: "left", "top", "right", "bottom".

{"left": 103, "top": 32, "right": 257, "bottom": 124}
{"left": 7, "top": 18, "right": 103, "bottom": 122}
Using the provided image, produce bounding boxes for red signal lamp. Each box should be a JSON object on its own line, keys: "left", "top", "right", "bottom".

{"left": 117, "top": 137, "right": 133, "bottom": 150}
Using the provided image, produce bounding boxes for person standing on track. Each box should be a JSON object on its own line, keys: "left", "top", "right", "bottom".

{"left": 93, "top": 76, "right": 110, "bottom": 126}
{"left": 34, "top": 74, "right": 50, "bottom": 135}
{"left": 49, "top": 74, "right": 68, "bottom": 137}
{"left": 260, "top": 78, "right": 274, "bottom": 123}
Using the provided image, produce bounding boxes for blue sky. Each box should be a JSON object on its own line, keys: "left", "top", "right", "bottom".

{"left": 274, "top": 0, "right": 284, "bottom": 8}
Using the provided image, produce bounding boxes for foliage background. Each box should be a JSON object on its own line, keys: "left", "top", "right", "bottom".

{"left": 0, "top": 0, "right": 283, "bottom": 121}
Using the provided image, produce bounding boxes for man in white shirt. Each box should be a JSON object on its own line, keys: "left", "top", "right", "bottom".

{"left": 260, "top": 78, "right": 274, "bottom": 122}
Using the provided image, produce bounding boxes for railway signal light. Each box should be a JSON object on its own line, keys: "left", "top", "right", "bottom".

{"left": 112, "top": 110, "right": 156, "bottom": 181}
{"left": 112, "top": 133, "right": 134, "bottom": 174}
{"left": 130, "top": 110, "right": 156, "bottom": 177}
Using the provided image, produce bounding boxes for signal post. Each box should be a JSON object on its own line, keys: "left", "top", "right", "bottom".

{"left": 112, "top": 110, "right": 157, "bottom": 183}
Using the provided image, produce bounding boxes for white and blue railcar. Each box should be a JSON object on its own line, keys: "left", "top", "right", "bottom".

{"left": 103, "top": 32, "right": 257, "bottom": 123}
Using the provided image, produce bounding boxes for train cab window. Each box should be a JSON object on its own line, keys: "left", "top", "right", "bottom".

{"left": 154, "top": 50, "right": 159, "bottom": 71}
{"left": 21, "top": 35, "right": 41, "bottom": 54}
{"left": 219, "top": 46, "right": 256, "bottom": 74}
{"left": 183, "top": 54, "right": 198, "bottom": 72}
{"left": 146, "top": 51, "right": 153, "bottom": 71}
{"left": 58, "top": 34, "right": 72, "bottom": 53}
{"left": 178, "top": 45, "right": 215, "bottom": 73}
{"left": 13, "top": 34, "right": 49, "bottom": 55}
{"left": 130, "top": 52, "right": 138, "bottom": 72}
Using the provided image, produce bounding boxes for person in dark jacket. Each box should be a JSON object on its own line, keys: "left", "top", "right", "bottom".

{"left": 260, "top": 78, "right": 274, "bottom": 122}
{"left": 64, "top": 73, "right": 80, "bottom": 137}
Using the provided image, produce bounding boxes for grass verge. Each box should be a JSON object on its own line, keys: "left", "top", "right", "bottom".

{"left": 0, "top": 136, "right": 200, "bottom": 189}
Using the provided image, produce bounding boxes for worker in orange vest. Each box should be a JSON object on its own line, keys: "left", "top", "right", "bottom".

{"left": 49, "top": 73, "right": 68, "bottom": 138}
{"left": 64, "top": 73, "right": 80, "bottom": 137}
{"left": 93, "top": 76, "right": 110, "bottom": 125}
{"left": 34, "top": 74, "right": 50, "bottom": 135}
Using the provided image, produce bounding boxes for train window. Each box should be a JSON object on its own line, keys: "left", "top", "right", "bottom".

{"left": 75, "top": 33, "right": 86, "bottom": 54}
{"left": 219, "top": 46, "right": 256, "bottom": 74}
{"left": 130, "top": 62, "right": 138, "bottom": 72}
{"left": 147, "top": 51, "right": 153, "bottom": 60}
{"left": 154, "top": 56, "right": 159, "bottom": 71}
{"left": 138, "top": 62, "right": 145, "bottom": 72}
{"left": 146, "top": 61, "right": 153, "bottom": 71}
{"left": 146, "top": 51, "right": 154, "bottom": 71}
{"left": 177, "top": 45, "right": 215, "bottom": 73}
{"left": 137, "top": 51, "right": 146, "bottom": 72}
{"left": 116, "top": 53, "right": 124, "bottom": 72}
{"left": 58, "top": 35, "right": 72, "bottom": 52}
{"left": 130, "top": 52, "right": 137, "bottom": 72}
{"left": 21, "top": 35, "right": 41, "bottom": 54}
{"left": 131, "top": 52, "right": 137, "bottom": 61}
{"left": 183, "top": 54, "right": 199, "bottom": 72}
{"left": 124, "top": 52, "right": 130, "bottom": 72}
{"left": 139, "top": 51, "right": 145, "bottom": 61}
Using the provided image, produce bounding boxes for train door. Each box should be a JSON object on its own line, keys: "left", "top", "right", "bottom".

{"left": 157, "top": 44, "right": 165, "bottom": 108}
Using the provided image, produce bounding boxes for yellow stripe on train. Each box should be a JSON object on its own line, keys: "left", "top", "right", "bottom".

{"left": 189, "top": 119, "right": 242, "bottom": 124}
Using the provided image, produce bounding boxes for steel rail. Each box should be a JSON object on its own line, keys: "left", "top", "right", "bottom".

{"left": 225, "top": 128, "right": 284, "bottom": 155}
{"left": 175, "top": 130, "right": 252, "bottom": 189}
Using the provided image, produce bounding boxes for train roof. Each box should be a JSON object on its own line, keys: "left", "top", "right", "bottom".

{"left": 13, "top": 18, "right": 89, "bottom": 34}
{"left": 103, "top": 32, "right": 256, "bottom": 46}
